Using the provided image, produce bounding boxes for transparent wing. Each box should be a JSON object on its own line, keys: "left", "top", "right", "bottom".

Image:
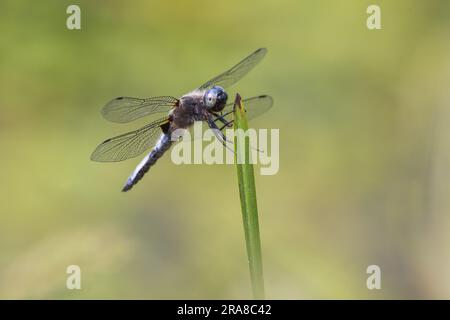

{"left": 198, "top": 48, "right": 267, "bottom": 90}
{"left": 90, "top": 118, "right": 169, "bottom": 162}
{"left": 101, "top": 96, "right": 178, "bottom": 123}
{"left": 181, "top": 95, "right": 273, "bottom": 145}
{"left": 219, "top": 95, "right": 273, "bottom": 122}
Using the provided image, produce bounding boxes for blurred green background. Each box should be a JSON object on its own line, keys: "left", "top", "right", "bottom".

{"left": 1, "top": 0, "right": 450, "bottom": 299}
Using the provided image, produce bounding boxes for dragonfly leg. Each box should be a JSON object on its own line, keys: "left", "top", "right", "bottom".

{"left": 213, "top": 111, "right": 234, "bottom": 127}
{"left": 207, "top": 117, "right": 234, "bottom": 153}
{"left": 219, "top": 120, "right": 234, "bottom": 131}
{"left": 218, "top": 119, "right": 263, "bottom": 153}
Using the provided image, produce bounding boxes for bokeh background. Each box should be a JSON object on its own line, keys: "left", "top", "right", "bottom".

{"left": 1, "top": 0, "right": 450, "bottom": 299}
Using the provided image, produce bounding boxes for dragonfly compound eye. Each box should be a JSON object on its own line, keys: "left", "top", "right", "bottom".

{"left": 204, "top": 90, "right": 218, "bottom": 109}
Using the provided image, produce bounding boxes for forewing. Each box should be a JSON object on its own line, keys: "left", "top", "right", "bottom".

{"left": 90, "top": 118, "right": 169, "bottom": 162}
{"left": 101, "top": 96, "right": 178, "bottom": 123}
{"left": 220, "top": 95, "right": 273, "bottom": 122}
{"left": 198, "top": 48, "right": 267, "bottom": 90}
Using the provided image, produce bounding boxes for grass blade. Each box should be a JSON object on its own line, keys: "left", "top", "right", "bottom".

{"left": 233, "top": 93, "right": 265, "bottom": 299}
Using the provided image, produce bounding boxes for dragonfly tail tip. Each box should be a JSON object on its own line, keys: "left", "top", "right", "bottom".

{"left": 122, "top": 184, "right": 132, "bottom": 192}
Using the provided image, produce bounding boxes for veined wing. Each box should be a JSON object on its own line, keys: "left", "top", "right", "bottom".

{"left": 219, "top": 95, "right": 273, "bottom": 122}
{"left": 198, "top": 48, "right": 267, "bottom": 90}
{"left": 181, "top": 96, "right": 273, "bottom": 146}
{"left": 90, "top": 118, "right": 169, "bottom": 162}
{"left": 101, "top": 96, "right": 178, "bottom": 123}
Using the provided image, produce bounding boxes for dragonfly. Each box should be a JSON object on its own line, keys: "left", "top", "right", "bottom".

{"left": 91, "top": 48, "right": 273, "bottom": 192}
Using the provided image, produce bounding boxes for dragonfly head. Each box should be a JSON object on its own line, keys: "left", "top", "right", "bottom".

{"left": 204, "top": 86, "right": 228, "bottom": 112}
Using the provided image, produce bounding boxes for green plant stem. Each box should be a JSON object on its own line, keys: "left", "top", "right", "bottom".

{"left": 233, "top": 93, "right": 265, "bottom": 299}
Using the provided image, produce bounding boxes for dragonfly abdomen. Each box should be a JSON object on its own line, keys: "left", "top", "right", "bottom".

{"left": 122, "top": 134, "right": 172, "bottom": 192}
